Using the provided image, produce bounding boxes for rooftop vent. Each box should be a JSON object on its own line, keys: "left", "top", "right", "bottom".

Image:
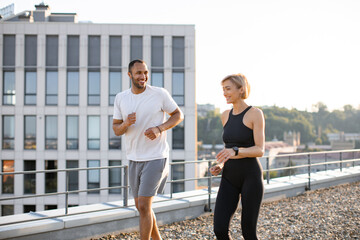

{"left": 35, "top": 2, "right": 50, "bottom": 11}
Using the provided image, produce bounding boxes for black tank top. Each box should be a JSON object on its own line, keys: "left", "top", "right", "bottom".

{"left": 222, "top": 106, "right": 254, "bottom": 149}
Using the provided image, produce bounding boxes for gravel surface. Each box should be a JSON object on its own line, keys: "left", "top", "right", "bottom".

{"left": 92, "top": 181, "right": 360, "bottom": 239}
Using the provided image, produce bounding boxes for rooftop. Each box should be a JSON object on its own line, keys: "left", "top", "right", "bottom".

{"left": 99, "top": 181, "right": 360, "bottom": 239}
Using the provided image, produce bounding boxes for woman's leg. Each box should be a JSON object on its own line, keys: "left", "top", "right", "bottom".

{"left": 240, "top": 175, "right": 264, "bottom": 240}
{"left": 214, "top": 177, "right": 240, "bottom": 240}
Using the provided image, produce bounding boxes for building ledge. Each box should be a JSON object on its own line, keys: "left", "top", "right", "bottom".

{"left": 0, "top": 166, "right": 359, "bottom": 240}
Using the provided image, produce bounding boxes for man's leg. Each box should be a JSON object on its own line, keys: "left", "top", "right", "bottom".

{"left": 151, "top": 209, "right": 161, "bottom": 239}
{"left": 135, "top": 196, "right": 161, "bottom": 240}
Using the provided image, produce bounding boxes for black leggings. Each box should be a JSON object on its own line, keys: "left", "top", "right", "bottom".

{"left": 214, "top": 158, "right": 264, "bottom": 240}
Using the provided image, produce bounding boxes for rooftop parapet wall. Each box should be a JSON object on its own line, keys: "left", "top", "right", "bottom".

{"left": 0, "top": 166, "right": 359, "bottom": 240}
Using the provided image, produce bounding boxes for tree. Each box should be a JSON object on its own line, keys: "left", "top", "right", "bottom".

{"left": 197, "top": 110, "right": 223, "bottom": 145}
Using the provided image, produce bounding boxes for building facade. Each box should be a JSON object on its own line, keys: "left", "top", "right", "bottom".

{"left": 0, "top": 4, "right": 196, "bottom": 216}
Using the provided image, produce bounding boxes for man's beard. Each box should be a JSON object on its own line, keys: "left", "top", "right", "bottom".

{"left": 130, "top": 76, "right": 146, "bottom": 89}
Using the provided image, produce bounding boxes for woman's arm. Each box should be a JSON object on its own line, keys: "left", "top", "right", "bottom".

{"left": 216, "top": 108, "right": 265, "bottom": 164}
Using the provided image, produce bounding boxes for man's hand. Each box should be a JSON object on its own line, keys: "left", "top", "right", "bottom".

{"left": 144, "top": 126, "right": 161, "bottom": 140}
{"left": 124, "top": 112, "right": 136, "bottom": 127}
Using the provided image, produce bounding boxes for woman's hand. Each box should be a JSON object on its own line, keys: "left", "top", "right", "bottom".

{"left": 210, "top": 164, "right": 223, "bottom": 176}
{"left": 216, "top": 148, "right": 235, "bottom": 164}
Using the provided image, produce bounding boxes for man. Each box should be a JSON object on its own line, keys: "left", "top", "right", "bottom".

{"left": 113, "top": 59, "right": 183, "bottom": 240}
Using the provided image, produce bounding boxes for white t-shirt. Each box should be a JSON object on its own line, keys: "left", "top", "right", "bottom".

{"left": 113, "top": 85, "right": 179, "bottom": 161}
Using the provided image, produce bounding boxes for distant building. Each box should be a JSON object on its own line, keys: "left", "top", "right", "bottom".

{"left": 0, "top": 4, "right": 196, "bottom": 216}
{"left": 283, "top": 131, "right": 301, "bottom": 146}
{"left": 327, "top": 132, "right": 360, "bottom": 142}
{"left": 260, "top": 141, "right": 297, "bottom": 169}
{"left": 0, "top": 3, "right": 14, "bottom": 19}
{"left": 197, "top": 103, "right": 220, "bottom": 118}
{"left": 327, "top": 132, "right": 357, "bottom": 150}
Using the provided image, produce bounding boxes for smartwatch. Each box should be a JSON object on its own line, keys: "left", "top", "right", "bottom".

{"left": 232, "top": 146, "right": 239, "bottom": 156}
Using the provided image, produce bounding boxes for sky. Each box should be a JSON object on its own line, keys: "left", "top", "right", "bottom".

{"left": 2, "top": 0, "right": 360, "bottom": 112}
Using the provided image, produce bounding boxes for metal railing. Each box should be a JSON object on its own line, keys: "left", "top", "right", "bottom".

{"left": 0, "top": 149, "right": 359, "bottom": 226}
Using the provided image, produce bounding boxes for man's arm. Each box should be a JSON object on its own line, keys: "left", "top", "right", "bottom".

{"left": 144, "top": 108, "right": 184, "bottom": 140}
{"left": 158, "top": 108, "right": 184, "bottom": 132}
{"left": 113, "top": 112, "right": 136, "bottom": 136}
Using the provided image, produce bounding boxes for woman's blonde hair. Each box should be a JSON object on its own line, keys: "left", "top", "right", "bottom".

{"left": 221, "top": 73, "right": 250, "bottom": 99}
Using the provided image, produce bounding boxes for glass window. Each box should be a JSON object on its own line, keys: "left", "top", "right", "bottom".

{"left": 25, "top": 35, "right": 37, "bottom": 67}
{"left": 24, "top": 160, "right": 36, "bottom": 194}
{"left": 88, "top": 36, "right": 100, "bottom": 67}
{"left": 109, "top": 36, "right": 122, "bottom": 67}
{"left": 25, "top": 71, "right": 37, "bottom": 105}
{"left": 172, "top": 37, "right": 185, "bottom": 68}
{"left": 23, "top": 205, "right": 36, "bottom": 213}
{"left": 87, "top": 160, "right": 100, "bottom": 194}
{"left": 2, "top": 115, "right": 14, "bottom": 149}
{"left": 151, "top": 37, "right": 164, "bottom": 67}
{"left": 46, "top": 71, "right": 58, "bottom": 105}
{"left": 3, "top": 71, "right": 15, "bottom": 105}
{"left": 109, "top": 116, "right": 121, "bottom": 149}
{"left": 88, "top": 71, "right": 100, "bottom": 105}
{"left": 45, "top": 116, "right": 57, "bottom": 150}
{"left": 171, "top": 160, "right": 185, "bottom": 193}
{"left": 24, "top": 205, "right": 36, "bottom": 213}
{"left": 67, "top": 71, "right": 79, "bottom": 105}
{"left": 46, "top": 35, "right": 58, "bottom": 67}
{"left": 3, "top": 35, "right": 15, "bottom": 66}
{"left": 151, "top": 71, "right": 163, "bottom": 88}
{"left": 24, "top": 116, "right": 36, "bottom": 150}
{"left": 130, "top": 36, "right": 143, "bottom": 61}
{"left": 67, "top": 36, "right": 79, "bottom": 67}
{"left": 172, "top": 71, "right": 185, "bottom": 106}
{"left": 1, "top": 205, "right": 14, "bottom": 216}
{"left": 66, "top": 160, "right": 78, "bottom": 191}
{"left": 173, "top": 120, "right": 185, "bottom": 149}
{"left": 45, "top": 205, "right": 57, "bottom": 210}
{"left": 109, "top": 71, "right": 121, "bottom": 105}
{"left": 45, "top": 160, "right": 57, "bottom": 193}
{"left": 2, "top": 160, "right": 14, "bottom": 194}
{"left": 109, "top": 160, "right": 121, "bottom": 194}
{"left": 66, "top": 116, "right": 79, "bottom": 150}
{"left": 88, "top": 116, "right": 100, "bottom": 149}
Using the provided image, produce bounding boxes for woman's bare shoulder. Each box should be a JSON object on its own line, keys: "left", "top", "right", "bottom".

{"left": 221, "top": 109, "right": 231, "bottom": 125}
{"left": 249, "top": 107, "right": 264, "bottom": 121}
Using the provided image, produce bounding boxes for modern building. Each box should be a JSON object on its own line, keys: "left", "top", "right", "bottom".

{"left": 0, "top": 3, "right": 196, "bottom": 216}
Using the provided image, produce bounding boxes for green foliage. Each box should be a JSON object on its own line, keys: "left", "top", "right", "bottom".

{"left": 280, "top": 160, "right": 296, "bottom": 177}
{"left": 262, "top": 106, "right": 315, "bottom": 142}
{"left": 197, "top": 104, "right": 360, "bottom": 145}
{"left": 197, "top": 110, "right": 223, "bottom": 145}
{"left": 263, "top": 171, "right": 278, "bottom": 180}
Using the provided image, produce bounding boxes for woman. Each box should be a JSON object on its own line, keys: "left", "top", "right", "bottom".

{"left": 210, "top": 73, "right": 265, "bottom": 240}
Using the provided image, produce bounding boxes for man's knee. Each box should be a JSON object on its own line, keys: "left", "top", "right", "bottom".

{"left": 137, "top": 197, "right": 153, "bottom": 214}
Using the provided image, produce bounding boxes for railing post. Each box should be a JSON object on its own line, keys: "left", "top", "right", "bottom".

{"left": 266, "top": 157, "right": 270, "bottom": 184}
{"left": 123, "top": 165, "right": 128, "bottom": 207}
{"left": 65, "top": 170, "right": 69, "bottom": 215}
{"left": 288, "top": 156, "right": 291, "bottom": 179}
{"left": 170, "top": 163, "right": 173, "bottom": 199}
{"left": 340, "top": 152, "right": 343, "bottom": 172}
{"left": 353, "top": 151, "right": 355, "bottom": 168}
{"left": 306, "top": 153, "right": 311, "bottom": 191}
{"left": 325, "top": 153, "right": 328, "bottom": 172}
{"left": 205, "top": 160, "right": 212, "bottom": 212}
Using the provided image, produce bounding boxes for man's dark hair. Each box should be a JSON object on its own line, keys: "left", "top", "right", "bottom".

{"left": 128, "top": 59, "right": 146, "bottom": 73}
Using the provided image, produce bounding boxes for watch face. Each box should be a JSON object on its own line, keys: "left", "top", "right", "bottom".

{"left": 233, "top": 146, "right": 238, "bottom": 155}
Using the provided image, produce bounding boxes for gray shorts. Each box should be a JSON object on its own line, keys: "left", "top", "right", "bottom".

{"left": 128, "top": 158, "right": 169, "bottom": 198}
